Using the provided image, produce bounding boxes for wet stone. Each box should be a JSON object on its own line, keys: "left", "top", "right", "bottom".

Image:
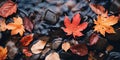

{"left": 44, "top": 10, "right": 59, "bottom": 24}
{"left": 52, "top": 38, "right": 62, "bottom": 49}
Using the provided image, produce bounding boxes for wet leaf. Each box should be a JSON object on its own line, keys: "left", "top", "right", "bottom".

{"left": 94, "top": 15, "right": 119, "bottom": 36}
{"left": 89, "top": 33, "right": 99, "bottom": 46}
{"left": 0, "top": 18, "right": 7, "bottom": 31}
{"left": 70, "top": 44, "right": 88, "bottom": 56}
{"left": 62, "top": 13, "right": 88, "bottom": 37}
{"left": 89, "top": 3, "right": 105, "bottom": 15}
{"left": 45, "top": 52, "right": 60, "bottom": 60}
{"left": 0, "top": 46, "right": 7, "bottom": 60}
{"left": 22, "top": 48, "right": 32, "bottom": 57}
{"left": 62, "top": 42, "right": 71, "bottom": 52}
{"left": 23, "top": 17, "right": 33, "bottom": 32}
{"left": 106, "top": 45, "right": 114, "bottom": 54}
{"left": 0, "top": 0, "right": 17, "bottom": 17}
{"left": 20, "top": 34, "right": 34, "bottom": 46}
{"left": 31, "top": 40, "right": 47, "bottom": 54}
{"left": 7, "top": 16, "right": 25, "bottom": 36}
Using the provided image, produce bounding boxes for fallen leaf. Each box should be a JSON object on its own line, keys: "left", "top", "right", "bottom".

{"left": 94, "top": 15, "right": 119, "bottom": 36}
{"left": 0, "top": 0, "right": 17, "bottom": 17}
{"left": 62, "top": 42, "right": 71, "bottom": 52}
{"left": 7, "top": 16, "right": 25, "bottom": 36}
{"left": 31, "top": 40, "right": 47, "bottom": 54}
{"left": 23, "top": 17, "right": 33, "bottom": 32}
{"left": 0, "top": 18, "right": 7, "bottom": 31}
{"left": 106, "top": 45, "right": 114, "bottom": 54}
{"left": 45, "top": 52, "right": 60, "bottom": 60}
{"left": 0, "top": 46, "right": 7, "bottom": 60}
{"left": 89, "top": 33, "right": 99, "bottom": 46}
{"left": 20, "top": 34, "right": 34, "bottom": 46}
{"left": 22, "top": 48, "right": 32, "bottom": 57}
{"left": 62, "top": 13, "right": 88, "bottom": 37}
{"left": 70, "top": 44, "right": 88, "bottom": 56}
{"left": 89, "top": 3, "right": 105, "bottom": 15}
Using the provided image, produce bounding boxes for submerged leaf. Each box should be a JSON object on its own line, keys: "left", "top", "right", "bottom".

{"left": 23, "top": 17, "right": 33, "bottom": 32}
{"left": 0, "top": 18, "right": 7, "bottom": 31}
{"left": 20, "top": 34, "right": 34, "bottom": 46}
{"left": 7, "top": 16, "right": 25, "bottom": 36}
{"left": 31, "top": 40, "right": 47, "bottom": 54}
{"left": 0, "top": 46, "right": 7, "bottom": 60}
{"left": 22, "top": 48, "right": 32, "bottom": 57}
{"left": 62, "top": 13, "right": 88, "bottom": 37}
{"left": 45, "top": 52, "right": 60, "bottom": 60}
{"left": 62, "top": 42, "right": 71, "bottom": 52}
{"left": 0, "top": 0, "right": 17, "bottom": 17}
{"left": 70, "top": 44, "right": 88, "bottom": 56}
{"left": 89, "top": 33, "right": 99, "bottom": 46}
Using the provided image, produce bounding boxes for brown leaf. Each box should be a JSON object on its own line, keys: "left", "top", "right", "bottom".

{"left": 89, "top": 33, "right": 99, "bottom": 46}
{"left": 7, "top": 16, "right": 25, "bottom": 36}
{"left": 89, "top": 3, "right": 105, "bottom": 15}
{"left": 22, "top": 48, "right": 32, "bottom": 57}
{"left": 70, "top": 44, "right": 88, "bottom": 56}
{"left": 62, "top": 42, "right": 71, "bottom": 52}
{"left": 45, "top": 52, "right": 60, "bottom": 60}
{"left": 20, "top": 34, "right": 34, "bottom": 46}
{"left": 0, "top": 0, "right": 17, "bottom": 17}
{"left": 23, "top": 17, "right": 33, "bottom": 32}
{"left": 0, "top": 46, "right": 7, "bottom": 60}
{"left": 106, "top": 45, "right": 114, "bottom": 53}
{"left": 0, "top": 18, "right": 7, "bottom": 31}
{"left": 31, "top": 40, "right": 47, "bottom": 54}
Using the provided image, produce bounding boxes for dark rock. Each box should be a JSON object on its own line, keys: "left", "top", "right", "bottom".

{"left": 52, "top": 38, "right": 62, "bottom": 49}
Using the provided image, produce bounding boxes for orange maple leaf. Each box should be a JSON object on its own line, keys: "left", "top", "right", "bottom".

{"left": 0, "top": 46, "right": 7, "bottom": 60}
{"left": 7, "top": 16, "right": 25, "bottom": 36}
{"left": 62, "top": 13, "right": 88, "bottom": 37}
{"left": 94, "top": 15, "right": 119, "bottom": 36}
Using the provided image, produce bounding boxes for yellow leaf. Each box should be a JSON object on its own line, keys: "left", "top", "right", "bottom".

{"left": 0, "top": 46, "right": 7, "bottom": 60}
{"left": 94, "top": 15, "right": 118, "bottom": 36}
{"left": 62, "top": 42, "right": 71, "bottom": 52}
{"left": 7, "top": 16, "right": 25, "bottom": 36}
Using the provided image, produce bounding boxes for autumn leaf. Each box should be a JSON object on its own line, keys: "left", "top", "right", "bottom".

{"left": 23, "top": 17, "right": 33, "bottom": 32}
{"left": 0, "top": 0, "right": 17, "bottom": 17}
{"left": 0, "top": 18, "right": 7, "bottom": 31}
{"left": 22, "top": 48, "right": 32, "bottom": 57}
{"left": 62, "top": 42, "right": 71, "bottom": 52}
{"left": 62, "top": 13, "right": 88, "bottom": 37}
{"left": 94, "top": 15, "right": 119, "bottom": 36}
{"left": 70, "top": 44, "right": 88, "bottom": 56}
{"left": 31, "top": 40, "right": 47, "bottom": 54}
{"left": 0, "top": 46, "right": 7, "bottom": 60}
{"left": 89, "top": 33, "right": 99, "bottom": 46}
{"left": 20, "top": 34, "right": 34, "bottom": 46}
{"left": 7, "top": 16, "right": 25, "bottom": 36}
{"left": 45, "top": 52, "right": 60, "bottom": 60}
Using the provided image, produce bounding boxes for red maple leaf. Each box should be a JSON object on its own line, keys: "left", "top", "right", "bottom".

{"left": 62, "top": 13, "right": 88, "bottom": 37}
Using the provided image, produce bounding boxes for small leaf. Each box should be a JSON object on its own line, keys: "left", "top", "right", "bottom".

{"left": 23, "top": 17, "right": 33, "bottom": 32}
{"left": 89, "top": 33, "right": 99, "bottom": 46}
{"left": 0, "top": 46, "right": 7, "bottom": 60}
{"left": 45, "top": 52, "right": 60, "bottom": 60}
{"left": 0, "top": 0, "right": 17, "bottom": 17}
{"left": 7, "top": 16, "right": 25, "bottom": 36}
{"left": 22, "top": 48, "right": 32, "bottom": 57}
{"left": 20, "top": 34, "right": 34, "bottom": 46}
{"left": 31, "top": 40, "right": 47, "bottom": 54}
{"left": 106, "top": 45, "right": 114, "bottom": 54}
{"left": 62, "top": 42, "right": 71, "bottom": 52}
{"left": 62, "top": 13, "right": 88, "bottom": 37}
{"left": 70, "top": 44, "right": 88, "bottom": 56}
{"left": 0, "top": 18, "right": 7, "bottom": 31}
